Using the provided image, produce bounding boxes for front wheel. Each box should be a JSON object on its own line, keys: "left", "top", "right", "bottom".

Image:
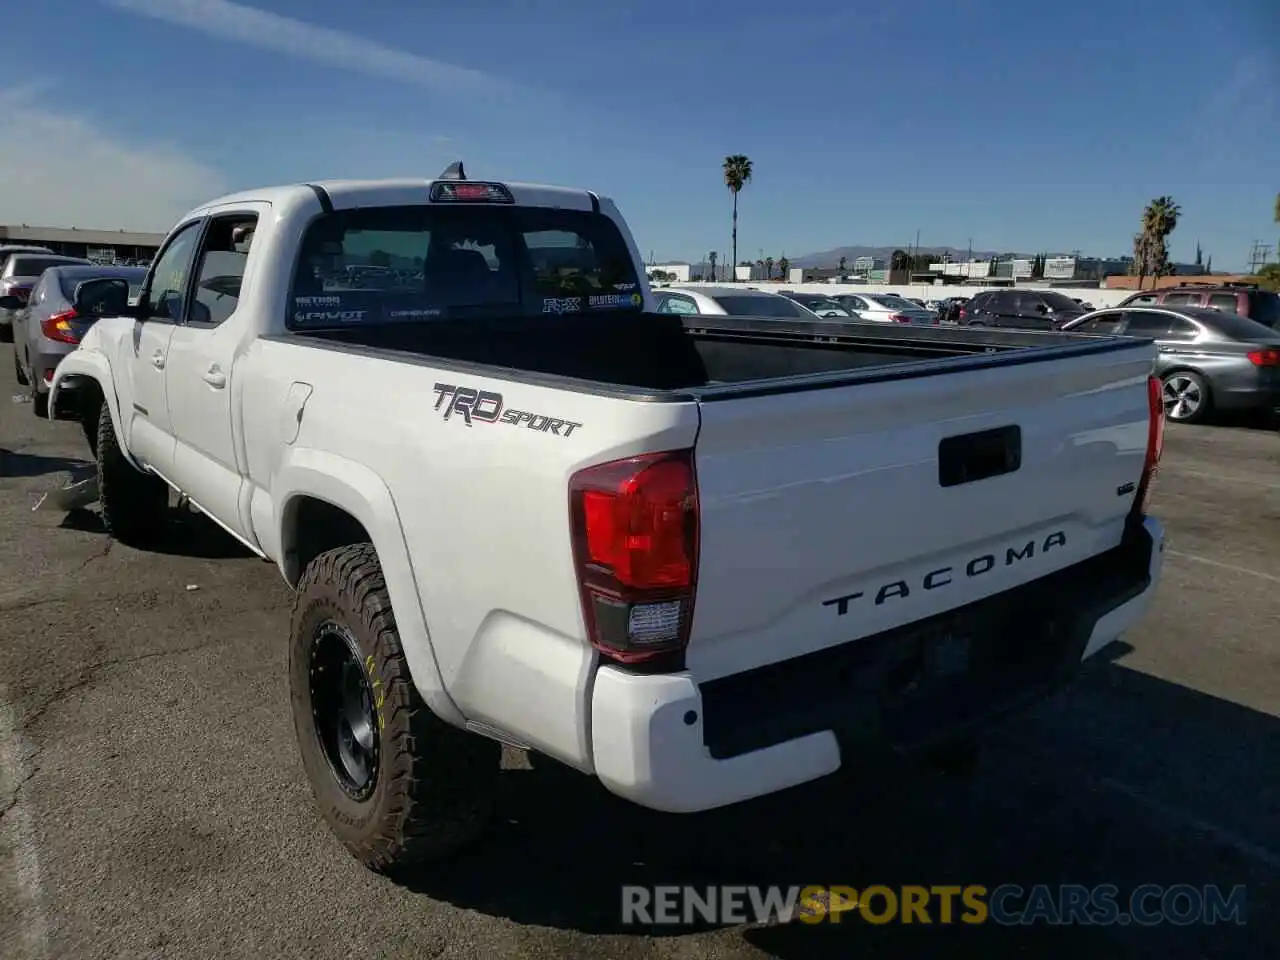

{"left": 1162, "top": 371, "right": 1211, "bottom": 424}
{"left": 289, "top": 543, "right": 501, "bottom": 874}
{"left": 96, "top": 403, "right": 169, "bottom": 544}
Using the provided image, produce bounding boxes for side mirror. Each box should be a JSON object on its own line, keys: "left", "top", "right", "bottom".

{"left": 0, "top": 295, "right": 22, "bottom": 310}
{"left": 74, "top": 277, "right": 131, "bottom": 318}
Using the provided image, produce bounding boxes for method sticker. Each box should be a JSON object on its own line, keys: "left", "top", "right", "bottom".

{"left": 587, "top": 293, "right": 643, "bottom": 309}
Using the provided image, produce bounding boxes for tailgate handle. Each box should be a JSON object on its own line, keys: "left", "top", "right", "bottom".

{"left": 938, "top": 425, "right": 1021, "bottom": 487}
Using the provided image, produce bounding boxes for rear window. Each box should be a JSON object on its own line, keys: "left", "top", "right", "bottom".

{"left": 1200, "top": 309, "right": 1279, "bottom": 340}
{"left": 867, "top": 295, "right": 917, "bottom": 310}
{"left": 9, "top": 256, "right": 81, "bottom": 278}
{"left": 288, "top": 204, "right": 642, "bottom": 328}
{"left": 1248, "top": 291, "right": 1280, "bottom": 327}
{"left": 710, "top": 294, "right": 806, "bottom": 318}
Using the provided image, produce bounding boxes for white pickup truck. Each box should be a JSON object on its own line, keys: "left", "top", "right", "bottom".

{"left": 49, "top": 166, "right": 1166, "bottom": 874}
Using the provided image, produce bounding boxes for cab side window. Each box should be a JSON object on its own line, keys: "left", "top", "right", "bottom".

{"left": 141, "top": 221, "right": 204, "bottom": 322}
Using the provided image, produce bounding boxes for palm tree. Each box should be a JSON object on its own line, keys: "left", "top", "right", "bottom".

{"left": 890, "top": 249, "right": 910, "bottom": 271}
{"left": 1135, "top": 196, "right": 1181, "bottom": 286}
{"left": 723, "top": 155, "right": 753, "bottom": 282}
{"left": 778, "top": 256, "right": 790, "bottom": 280}
{"left": 707, "top": 251, "right": 718, "bottom": 282}
{"left": 764, "top": 256, "right": 774, "bottom": 280}
{"left": 838, "top": 255, "right": 848, "bottom": 275}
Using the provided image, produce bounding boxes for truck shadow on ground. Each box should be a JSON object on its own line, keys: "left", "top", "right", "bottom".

{"left": 59, "top": 506, "right": 257, "bottom": 559}
{"left": 0, "top": 448, "right": 91, "bottom": 479}
{"left": 401, "top": 645, "right": 1277, "bottom": 958}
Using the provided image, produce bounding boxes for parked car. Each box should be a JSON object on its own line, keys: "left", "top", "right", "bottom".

{"left": 1061, "top": 305, "right": 1280, "bottom": 423}
{"left": 654, "top": 285, "right": 824, "bottom": 319}
{"left": 0, "top": 252, "right": 91, "bottom": 342}
{"left": 0, "top": 244, "right": 55, "bottom": 271}
{"left": 935, "top": 295, "right": 970, "bottom": 324}
{"left": 1116, "top": 283, "right": 1280, "bottom": 329}
{"left": 51, "top": 169, "right": 1164, "bottom": 875}
{"left": 828, "top": 292, "right": 938, "bottom": 325}
{"left": 958, "top": 289, "right": 1087, "bottom": 330}
{"left": 6, "top": 264, "right": 147, "bottom": 416}
{"left": 777, "top": 291, "right": 859, "bottom": 318}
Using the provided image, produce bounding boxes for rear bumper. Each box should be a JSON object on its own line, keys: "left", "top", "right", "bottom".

{"left": 590, "top": 515, "right": 1164, "bottom": 813}
{"left": 1213, "top": 381, "right": 1280, "bottom": 412}
{"left": 29, "top": 344, "right": 76, "bottom": 397}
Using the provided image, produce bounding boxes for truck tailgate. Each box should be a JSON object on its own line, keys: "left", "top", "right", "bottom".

{"left": 687, "top": 341, "right": 1155, "bottom": 682}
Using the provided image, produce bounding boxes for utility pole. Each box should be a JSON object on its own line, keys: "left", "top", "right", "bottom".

{"left": 1247, "top": 240, "right": 1272, "bottom": 274}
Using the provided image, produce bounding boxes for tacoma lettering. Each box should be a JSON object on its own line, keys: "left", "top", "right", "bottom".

{"left": 433, "top": 382, "right": 582, "bottom": 437}
{"left": 822, "top": 531, "right": 1067, "bottom": 615}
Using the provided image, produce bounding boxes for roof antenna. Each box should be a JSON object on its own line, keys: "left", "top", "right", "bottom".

{"left": 438, "top": 161, "right": 466, "bottom": 181}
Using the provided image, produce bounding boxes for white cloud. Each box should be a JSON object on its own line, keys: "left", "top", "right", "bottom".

{"left": 104, "top": 0, "right": 515, "bottom": 98}
{"left": 0, "top": 89, "right": 228, "bottom": 231}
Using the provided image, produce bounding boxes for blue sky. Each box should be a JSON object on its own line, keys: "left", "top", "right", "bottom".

{"left": 0, "top": 0, "right": 1277, "bottom": 269}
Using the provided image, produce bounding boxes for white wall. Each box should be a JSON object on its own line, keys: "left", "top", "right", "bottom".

{"left": 647, "top": 263, "right": 693, "bottom": 283}
{"left": 678, "top": 280, "right": 1135, "bottom": 308}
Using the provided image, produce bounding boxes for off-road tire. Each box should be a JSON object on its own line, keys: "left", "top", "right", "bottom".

{"left": 13, "top": 348, "right": 28, "bottom": 385}
{"left": 96, "top": 403, "right": 168, "bottom": 544}
{"left": 289, "top": 543, "right": 501, "bottom": 874}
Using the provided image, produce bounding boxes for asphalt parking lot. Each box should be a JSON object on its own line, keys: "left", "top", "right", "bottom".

{"left": 1, "top": 359, "right": 1277, "bottom": 960}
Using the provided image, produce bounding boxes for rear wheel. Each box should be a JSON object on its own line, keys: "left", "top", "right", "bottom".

{"left": 1162, "top": 371, "right": 1211, "bottom": 424}
{"left": 96, "top": 403, "right": 169, "bottom": 544}
{"left": 29, "top": 369, "right": 47, "bottom": 418}
{"left": 289, "top": 544, "right": 501, "bottom": 874}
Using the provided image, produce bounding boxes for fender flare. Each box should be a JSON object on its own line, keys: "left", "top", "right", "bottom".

{"left": 47, "top": 351, "right": 139, "bottom": 469}
{"left": 273, "top": 447, "right": 465, "bottom": 727}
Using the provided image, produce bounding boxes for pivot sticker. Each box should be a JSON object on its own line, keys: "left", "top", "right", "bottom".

{"left": 433, "top": 382, "right": 583, "bottom": 437}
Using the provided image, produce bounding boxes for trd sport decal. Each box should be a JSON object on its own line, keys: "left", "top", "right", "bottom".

{"left": 433, "top": 382, "right": 583, "bottom": 437}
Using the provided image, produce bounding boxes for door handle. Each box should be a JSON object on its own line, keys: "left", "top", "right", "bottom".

{"left": 202, "top": 366, "right": 227, "bottom": 389}
{"left": 151, "top": 352, "right": 165, "bottom": 369}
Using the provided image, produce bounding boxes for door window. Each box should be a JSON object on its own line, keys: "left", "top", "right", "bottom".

{"left": 1163, "top": 316, "right": 1200, "bottom": 340}
{"left": 1120, "top": 311, "right": 1176, "bottom": 337}
{"left": 1069, "top": 311, "right": 1124, "bottom": 334}
{"left": 189, "top": 215, "right": 257, "bottom": 327}
{"left": 1207, "top": 293, "right": 1240, "bottom": 312}
{"left": 142, "top": 221, "right": 204, "bottom": 322}
{"left": 1162, "top": 292, "right": 1201, "bottom": 305}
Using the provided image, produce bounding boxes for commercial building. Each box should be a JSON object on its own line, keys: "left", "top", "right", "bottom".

{"left": 647, "top": 262, "right": 695, "bottom": 283}
{"left": 0, "top": 224, "right": 166, "bottom": 264}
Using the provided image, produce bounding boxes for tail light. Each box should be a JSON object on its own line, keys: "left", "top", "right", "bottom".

{"left": 4, "top": 284, "right": 32, "bottom": 305}
{"left": 888, "top": 313, "right": 912, "bottom": 323}
{"left": 41, "top": 308, "right": 81, "bottom": 344}
{"left": 957, "top": 306, "right": 967, "bottom": 322}
{"left": 1132, "top": 375, "right": 1165, "bottom": 517}
{"left": 569, "top": 449, "right": 699, "bottom": 667}
{"left": 1247, "top": 349, "right": 1280, "bottom": 366}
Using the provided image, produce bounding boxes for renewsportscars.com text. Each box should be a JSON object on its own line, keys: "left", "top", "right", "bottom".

{"left": 621, "top": 883, "right": 1247, "bottom": 926}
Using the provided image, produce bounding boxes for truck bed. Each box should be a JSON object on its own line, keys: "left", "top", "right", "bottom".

{"left": 278, "top": 312, "right": 1132, "bottom": 398}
